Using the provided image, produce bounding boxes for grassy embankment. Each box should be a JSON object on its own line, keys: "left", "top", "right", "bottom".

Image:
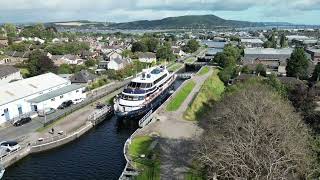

{"left": 184, "top": 69, "right": 225, "bottom": 121}
{"left": 129, "top": 136, "right": 160, "bottom": 180}
{"left": 185, "top": 57, "right": 196, "bottom": 64}
{"left": 167, "top": 62, "right": 183, "bottom": 72}
{"left": 196, "top": 66, "right": 210, "bottom": 76}
{"left": 166, "top": 80, "right": 196, "bottom": 111}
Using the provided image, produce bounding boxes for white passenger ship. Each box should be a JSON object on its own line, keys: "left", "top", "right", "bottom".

{"left": 114, "top": 66, "right": 176, "bottom": 118}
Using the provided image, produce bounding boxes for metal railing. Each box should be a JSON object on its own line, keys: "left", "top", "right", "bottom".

{"left": 88, "top": 105, "right": 112, "bottom": 122}
{"left": 138, "top": 110, "right": 153, "bottom": 128}
{"left": 43, "top": 80, "right": 129, "bottom": 127}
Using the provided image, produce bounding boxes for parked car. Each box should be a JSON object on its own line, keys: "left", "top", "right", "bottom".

{"left": 72, "top": 98, "right": 84, "bottom": 104}
{"left": 13, "top": 117, "right": 31, "bottom": 126}
{"left": 0, "top": 141, "right": 20, "bottom": 152}
{"left": 38, "top": 108, "right": 56, "bottom": 117}
{"left": 58, "top": 100, "right": 73, "bottom": 109}
{"left": 95, "top": 102, "right": 105, "bottom": 109}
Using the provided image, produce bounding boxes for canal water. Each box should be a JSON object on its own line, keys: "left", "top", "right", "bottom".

{"left": 3, "top": 79, "right": 185, "bottom": 180}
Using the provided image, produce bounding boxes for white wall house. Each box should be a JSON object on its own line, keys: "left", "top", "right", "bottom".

{"left": 0, "top": 65, "right": 23, "bottom": 86}
{"left": 0, "top": 73, "right": 86, "bottom": 125}
{"left": 138, "top": 53, "right": 157, "bottom": 63}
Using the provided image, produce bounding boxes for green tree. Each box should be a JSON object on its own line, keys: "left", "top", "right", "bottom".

{"left": 312, "top": 63, "right": 320, "bottom": 82}
{"left": 263, "top": 41, "right": 273, "bottom": 48}
{"left": 132, "top": 41, "right": 147, "bottom": 53}
{"left": 214, "top": 52, "right": 236, "bottom": 68}
{"left": 286, "top": 47, "right": 309, "bottom": 79}
{"left": 4, "top": 23, "right": 16, "bottom": 38}
{"left": 183, "top": 39, "right": 200, "bottom": 53}
{"left": 280, "top": 34, "right": 288, "bottom": 48}
{"left": 27, "top": 50, "right": 56, "bottom": 76}
{"left": 58, "top": 64, "right": 73, "bottom": 74}
{"left": 85, "top": 59, "right": 96, "bottom": 67}
{"left": 218, "top": 65, "right": 235, "bottom": 84}
{"left": 143, "top": 37, "right": 159, "bottom": 52}
{"left": 241, "top": 65, "right": 252, "bottom": 74}
{"left": 74, "top": 65, "right": 86, "bottom": 73}
{"left": 255, "top": 64, "right": 267, "bottom": 76}
{"left": 156, "top": 42, "right": 175, "bottom": 61}
{"left": 8, "top": 43, "right": 28, "bottom": 52}
{"left": 121, "top": 49, "right": 133, "bottom": 58}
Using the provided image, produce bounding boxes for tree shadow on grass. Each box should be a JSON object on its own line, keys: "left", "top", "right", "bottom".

{"left": 159, "top": 137, "right": 197, "bottom": 179}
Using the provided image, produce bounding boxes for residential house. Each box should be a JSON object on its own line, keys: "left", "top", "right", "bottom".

{"left": 242, "top": 48, "right": 294, "bottom": 76}
{"left": 49, "top": 54, "right": 84, "bottom": 66}
{"left": 108, "top": 57, "right": 132, "bottom": 71}
{"left": 80, "top": 50, "right": 98, "bottom": 60}
{"left": 138, "top": 52, "right": 157, "bottom": 63}
{"left": 172, "top": 47, "right": 186, "bottom": 57}
{"left": 0, "top": 73, "right": 86, "bottom": 125}
{"left": 70, "top": 70, "right": 97, "bottom": 84}
{"left": 106, "top": 51, "right": 122, "bottom": 61}
{"left": 5, "top": 51, "right": 30, "bottom": 64}
{"left": 0, "top": 65, "right": 22, "bottom": 85}
{"left": 21, "top": 37, "right": 45, "bottom": 44}
{"left": 0, "top": 38, "right": 8, "bottom": 48}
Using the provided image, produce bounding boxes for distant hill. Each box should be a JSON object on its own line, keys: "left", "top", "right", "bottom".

{"left": 109, "top": 15, "right": 264, "bottom": 29}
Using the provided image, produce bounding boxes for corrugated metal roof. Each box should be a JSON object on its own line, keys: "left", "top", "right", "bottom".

{"left": 28, "top": 84, "right": 85, "bottom": 103}
{"left": 0, "top": 73, "right": 70, "bottom": 106}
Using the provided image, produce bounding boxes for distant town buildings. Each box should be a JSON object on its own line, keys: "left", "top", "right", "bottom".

{"left": 242, "top": 48, "right": 294, "bottom": 76}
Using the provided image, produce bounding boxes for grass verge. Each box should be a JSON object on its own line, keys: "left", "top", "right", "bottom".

{"left": 185, "top": 57, "right": 196, "bottom": 63}
{"left": 197, "top": 66, "right": 210, "bottom": 76}
{"left": 168, "top": 63, "right": 183, "bottom": 72}
{"left": 184, "top": 70, "right": 225, "bottom": 121}
{"left": 129, "top": 136, "right": 160, "bottom": 180}
{"left": 166, "top": 80, "right": 196, "bottom": 111}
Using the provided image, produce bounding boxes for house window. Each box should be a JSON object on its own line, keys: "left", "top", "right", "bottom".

{"left": 51, "top": 98, "right": 55, "bottom": 101}
{"left": 60, "top": 95, "right": 63, "bottom": 99}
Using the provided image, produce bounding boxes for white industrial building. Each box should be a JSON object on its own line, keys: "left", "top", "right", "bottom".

{"left": 0, "top": 73, "right": 86, "bottom": 125}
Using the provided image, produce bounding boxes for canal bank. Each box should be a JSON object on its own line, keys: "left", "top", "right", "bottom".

{"left": 2, "top": 78, "right": 186, "bottom": 180}
{"left": 122, "top": 67, "right": 213, "bottom": 179}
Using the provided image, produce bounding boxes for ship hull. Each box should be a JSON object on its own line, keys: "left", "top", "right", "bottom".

{"left": 115, "top": 80, "right": 175, "bottom": 119}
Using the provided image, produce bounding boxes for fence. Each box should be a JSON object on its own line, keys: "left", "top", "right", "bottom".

{"left": 43, "top": 80, "right": 129, "bottom": 127}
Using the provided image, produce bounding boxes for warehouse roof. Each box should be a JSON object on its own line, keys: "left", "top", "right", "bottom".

{"left": 28, "top": 84, "right": 85, "bottom": 103}
{"left": 0, "top": 73, "right": 70, "bottom": 106}
{"left": 244, "top": 48, "right": 293, "bottom": 55}
{"left": 241, "top": 38, "right": 263, "bottom": 44}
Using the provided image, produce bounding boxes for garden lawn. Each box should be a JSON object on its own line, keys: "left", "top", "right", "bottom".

{"left": 184, "top": 70, "right": 225, "bottom": 121}
{"left": 166, "top": 80, "right": 196, "bottom": 111}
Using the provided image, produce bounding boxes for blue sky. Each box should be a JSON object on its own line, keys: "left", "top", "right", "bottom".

{"left": 0, "top": 0, "right": 320, "bottom": 24}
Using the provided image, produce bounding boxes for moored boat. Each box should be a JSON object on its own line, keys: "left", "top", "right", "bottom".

{"left": 114, "top": 66, "right": 176, "bottom": 119}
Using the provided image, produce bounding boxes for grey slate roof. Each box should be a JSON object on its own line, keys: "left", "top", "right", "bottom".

{"left": 0, "top": 65, "right": 19, "bottom": 78}
{"left": 70, "top": 70, "right": 96, "bottom": 83}
{"left": 242, "top": 48, "right": 293, "bottom": 63}
{"left": 28, "top": 84, "right": 85, "bottom": 103}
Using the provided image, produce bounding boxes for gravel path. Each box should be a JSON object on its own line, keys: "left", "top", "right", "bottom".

{"left": 136, "top": 68, "right": 213, "bottom": 179}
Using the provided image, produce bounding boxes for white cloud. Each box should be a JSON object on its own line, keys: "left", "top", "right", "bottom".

{"left": 0, "top": 0, "right": 319, "bottom": 24}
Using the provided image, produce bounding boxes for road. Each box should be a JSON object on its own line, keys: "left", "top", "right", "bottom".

{"left": 0, "top": 80, "right": 129, "bottom": 142}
